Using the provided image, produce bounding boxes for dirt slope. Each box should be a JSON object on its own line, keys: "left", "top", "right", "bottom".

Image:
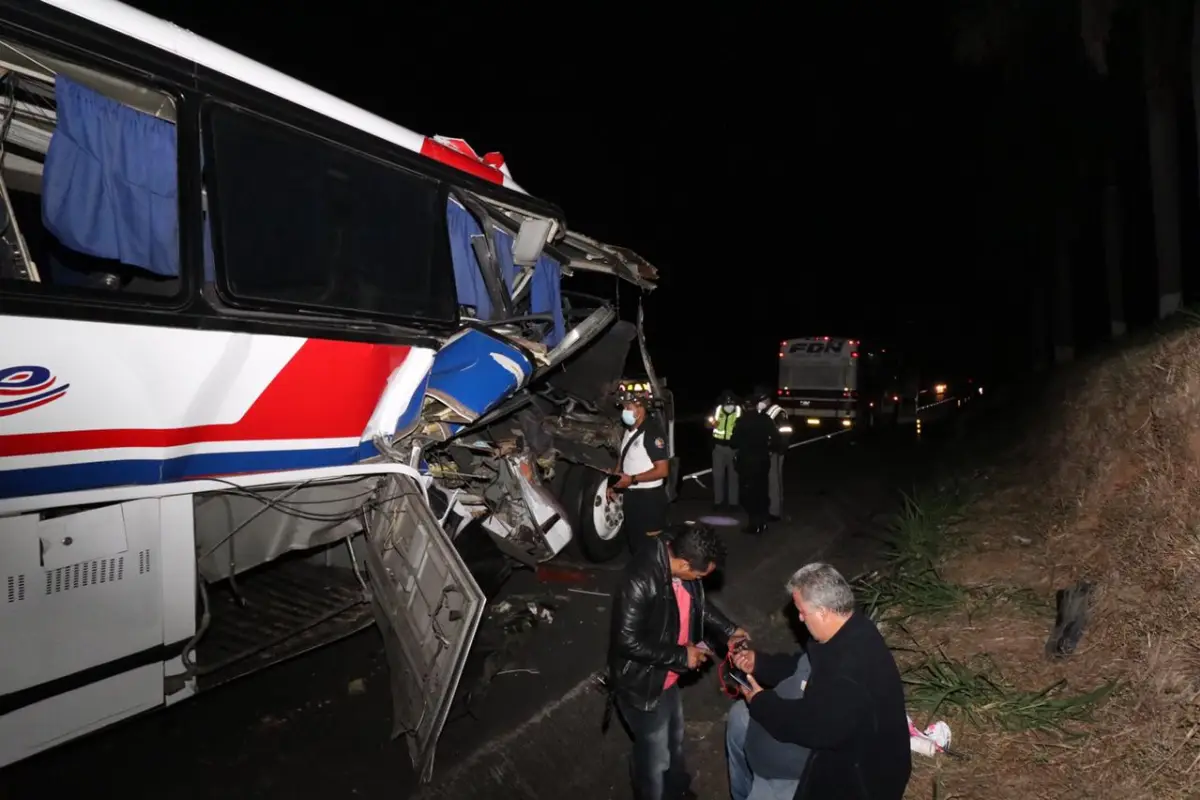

{"left": 906, "top": 321, "right": 1200, "bottom": 800}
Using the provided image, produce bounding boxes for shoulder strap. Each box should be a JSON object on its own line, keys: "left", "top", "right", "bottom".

{"left": 618, "top": 429, "right": 646, "bottom": 472}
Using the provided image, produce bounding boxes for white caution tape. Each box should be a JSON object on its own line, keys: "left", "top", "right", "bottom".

{"left": 915, "top": 395, "right": 960, "bottom": 414}
{"left": 681, "top": 427, "right": 852, "bottom": 488}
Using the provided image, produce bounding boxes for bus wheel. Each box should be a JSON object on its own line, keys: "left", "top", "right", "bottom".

{"left": 563, "top": 465, "right": 626, "bottom": 562}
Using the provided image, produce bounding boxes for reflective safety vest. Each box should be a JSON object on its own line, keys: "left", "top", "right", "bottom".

{"left": 767, "top": 404, "right": 793, "bottom": 435}
{"left": 712, "top": 406, "right": 741, "bottom": 441}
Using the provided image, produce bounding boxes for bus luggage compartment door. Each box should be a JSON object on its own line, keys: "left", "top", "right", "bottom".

{"left": 361, "top": 473, "right": 485, "bottom": 783}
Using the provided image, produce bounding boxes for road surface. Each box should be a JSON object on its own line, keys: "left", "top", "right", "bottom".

{"left": 0, "top": 404, "right": 980, "bottom": 800}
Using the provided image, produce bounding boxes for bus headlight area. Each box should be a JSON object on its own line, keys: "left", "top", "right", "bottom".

{"left": 804, "top": 417, "right": 853, "bottom": 429}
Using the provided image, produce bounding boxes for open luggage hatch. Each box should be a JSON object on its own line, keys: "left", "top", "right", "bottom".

{"left": 361, "top": 473, "right": 486, "bottom": 783}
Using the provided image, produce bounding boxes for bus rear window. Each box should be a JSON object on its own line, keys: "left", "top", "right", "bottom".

{"left": 203, "top": 104, "right": 456, "bottom": 323}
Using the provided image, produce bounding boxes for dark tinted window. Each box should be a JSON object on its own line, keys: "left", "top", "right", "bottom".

{"left": 203, "top": 104, "right": 456, "bottom": 322}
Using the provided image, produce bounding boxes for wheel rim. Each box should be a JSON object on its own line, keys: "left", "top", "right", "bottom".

{"left": 592, "top": 481, "right": 624, "bottom": 541}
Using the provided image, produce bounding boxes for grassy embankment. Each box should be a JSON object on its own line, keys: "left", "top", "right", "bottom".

{"left": 865, "top": 315, "right": 1200, "bottom": 800}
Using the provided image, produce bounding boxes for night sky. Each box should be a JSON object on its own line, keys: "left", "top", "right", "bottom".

{"left": 126, "top": 1, "right": 1191, "bottom": 411}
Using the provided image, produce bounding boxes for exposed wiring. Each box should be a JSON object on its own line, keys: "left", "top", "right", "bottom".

{"left": 204, "top": 475, "right": 378, "bottom": 511}
{"left": 195, "top": 476, "right": 424, "bottom": 563}
{"left": 179, "top": 577, "right": 211, "bottom": 675}
{"left": 346, "top": 519, "right": 369, "bottom": 598}
{"left": 195, "top": 479, "right": 316, "bottom": 562}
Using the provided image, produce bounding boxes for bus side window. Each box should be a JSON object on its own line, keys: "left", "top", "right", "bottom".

{"left": 201, "top": 103, "right": 458, "bottom": 324}
{"left": 0, "top": 38, "right": 183, "bottom": 300}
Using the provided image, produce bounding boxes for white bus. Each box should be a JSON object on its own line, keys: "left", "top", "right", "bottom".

{"left": 0, "top": 0, "right": 671, "bottom": 782}
{"left": 776, "top": 336, "right": 861, "bottom": 430}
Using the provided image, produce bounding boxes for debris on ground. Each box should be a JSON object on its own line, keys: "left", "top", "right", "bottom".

{"left": 566, "top": 587, "right": 609, "bottom": 598}
{"left": 1044, "top": 581, "right": 1095, "bottom": 659}
{"left": 908, "top": 716, "right": 953, "bottom": 758}
{"left": 449, "top": 594, "right": 564, "bottom": 721}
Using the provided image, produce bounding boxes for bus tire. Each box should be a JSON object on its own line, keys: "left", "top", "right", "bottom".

{"left": 563, "top": 465, "right": 626, "bottom": 563}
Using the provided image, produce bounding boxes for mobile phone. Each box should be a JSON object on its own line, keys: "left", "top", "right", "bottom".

{"left": 728, "top": 670, "right": 752, "bottom": 691}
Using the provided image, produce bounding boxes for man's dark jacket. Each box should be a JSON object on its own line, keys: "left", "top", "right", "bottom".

{"left": 729, "top": 408, "right": 779, "bottom": 474}
{"left": 608, "top": 534, "right": 738, "bottom": 711}
{"left": 747, "top": 610, "right": 911, "bottom": 800}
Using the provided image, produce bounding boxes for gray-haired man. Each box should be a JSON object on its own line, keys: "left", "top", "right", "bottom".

{"left": 730, "top": 563, "right": 911, "bottom": 800}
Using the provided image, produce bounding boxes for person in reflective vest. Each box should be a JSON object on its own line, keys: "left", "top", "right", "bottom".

{"left": 708, "top": 390, "right": 741, "bottom": 511}
{"left": 762, "top": 390, "right": 792, "bottom": 521}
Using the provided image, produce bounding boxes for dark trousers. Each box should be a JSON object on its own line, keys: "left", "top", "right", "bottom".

{"left": 623, "top": 486, "right": 668, "bottom": 555}
{"left": 739, "top": 461, "right": 770, "bottom": 528}
{"left": 617, "top": 686, "right": 689, "bottom": 800}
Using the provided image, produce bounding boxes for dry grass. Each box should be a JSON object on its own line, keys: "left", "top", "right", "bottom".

{"left": 897, "top": 321, "right": 1200, "bottom": 800}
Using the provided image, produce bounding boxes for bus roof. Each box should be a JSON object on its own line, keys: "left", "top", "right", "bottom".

{"left": 38, "top": 0, "right": 526, "bottom": 193}
{"left": 782, "top": 336, "right": 859, "bottom": 344}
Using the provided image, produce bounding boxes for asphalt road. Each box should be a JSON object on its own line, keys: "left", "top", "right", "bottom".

{"left": 0, "top": 401, "right": 980, "bottom": 800}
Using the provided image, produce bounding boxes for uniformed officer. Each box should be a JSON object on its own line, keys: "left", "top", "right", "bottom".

{"left": 610, "top": 393, "right": 671, "bottom": 554}
{"left": 708, "top": 389, "right": 741, "bottom": 511}
{"left": 762, "top": 389, "right": 793, "bottom": 521}
{"left": 730, "top": 389, "right": 780, "bottom": 535}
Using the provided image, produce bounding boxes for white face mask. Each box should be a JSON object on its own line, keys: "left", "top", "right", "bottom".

{"left": 621, "top": 409, "right": 637, "bottom": 427}
{"left": 757, "top": 401, "right": 769, "bottom": 412}
{"left": 722, "top": 404, "right": 736, "bottom": 414}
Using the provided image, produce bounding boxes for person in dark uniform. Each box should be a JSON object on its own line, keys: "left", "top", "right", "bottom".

{"left": 764, "top": 395, "right": 792, "bottom": 522}
{"left": 611, "top": 393, "right": 671, "bottom": 555}
{"left": 730, "top": 388, "right": 780, "bottom": 535}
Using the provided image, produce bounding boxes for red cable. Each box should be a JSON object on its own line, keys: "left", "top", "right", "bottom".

{"left": 718, "top": 649, "right": 742, "bottom": 699}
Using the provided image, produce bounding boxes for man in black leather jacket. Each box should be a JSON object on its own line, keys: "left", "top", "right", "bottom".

{"left": 609, "top": 523, "right": 748, "bottom": 800}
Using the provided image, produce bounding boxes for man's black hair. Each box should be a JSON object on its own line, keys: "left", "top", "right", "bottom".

{"left": 668, "top": 523, "right": 727, "bottom": 572}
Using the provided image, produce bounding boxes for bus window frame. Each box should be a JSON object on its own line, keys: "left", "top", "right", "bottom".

{"left": 0, "top": 24, "right": 195, "bottom": 312}
{"left": 197, "top": 98, "right": 461, "bottom": 329}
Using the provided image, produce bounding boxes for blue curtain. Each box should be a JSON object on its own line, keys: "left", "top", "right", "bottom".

{"left": 202, "top": 147, "right": 215, "bottom": 283}
{"left": 490, "top": 226, "right": 518, "bottom": 296}
{"left": 532, "top": 253, "right": 565, "bottom": 347}
{"left": 42, "top": 74, "right": 179, "bottom": 277}
{"left": 202, "top": 214, "right": 215, "bottom": 282}
{"left": 444, "top": 197, "right": 563, "bottom": 343}
{"left": 445, "top": 197, "right": 493, "bottom": 318}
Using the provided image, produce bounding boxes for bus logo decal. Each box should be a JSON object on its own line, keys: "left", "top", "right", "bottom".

{"left": 789, "top": 341, "right": 845, "bottom": 355}
{"left": 0, "top": 366, "right": 70, "bottom": 417}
